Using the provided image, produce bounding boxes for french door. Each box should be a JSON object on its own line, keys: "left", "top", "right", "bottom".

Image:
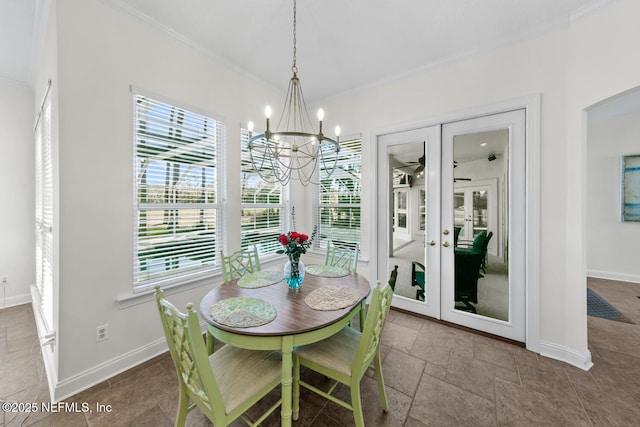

{"left": 378, "top": 109, "right": 526, "bottom": 342}
{"left": 378, "top": 126, "right": 441, "bottom": 318}
{"left": 454, "top": 179, "right": 498, "bottom": 257}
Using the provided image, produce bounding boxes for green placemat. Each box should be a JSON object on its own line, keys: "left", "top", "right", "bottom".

{"left": 305, "top": 285, "right": 360, "bottom": 311}
{"left": 237, "top": 270, "right": 283, "bottom": 288}
{"left": 305, "top": 264, "right": 350, "bottom": 278}
{"left": 209, "top": 297, "right": 277, "bottom": 328}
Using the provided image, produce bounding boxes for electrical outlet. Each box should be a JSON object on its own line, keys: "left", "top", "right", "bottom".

{"left": 96, "top": 324, "right": 109, "bottom": 342}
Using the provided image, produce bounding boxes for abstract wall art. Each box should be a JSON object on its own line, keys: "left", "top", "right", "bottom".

{"left": 621, "top": 154, "right": 640, "bottom": 221}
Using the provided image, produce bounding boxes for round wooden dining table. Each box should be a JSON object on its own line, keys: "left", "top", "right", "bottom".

{"left": 199, "top": 270, "right": 371, "bottom": 427}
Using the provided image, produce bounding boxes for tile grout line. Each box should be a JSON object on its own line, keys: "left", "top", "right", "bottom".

{"left": 562, "top": 366, "right": 595, "bottom": 427}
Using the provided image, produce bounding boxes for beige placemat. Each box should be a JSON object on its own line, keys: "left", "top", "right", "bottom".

{"left": 305, "top": 264, "right": 350, "bottom": 278}
{"left": 237, "top": 270, "right": 283, "bottom": 288}
{"left": 209, "top": 297, "right": 277, "bottom": 328}
{"left": 305, "top": 285, "right": 360, "bottom": 311}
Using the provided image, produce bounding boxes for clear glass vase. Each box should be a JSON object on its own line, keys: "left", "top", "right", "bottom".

{"left": 284, "top": 259, "right": 305, "bottom": 290}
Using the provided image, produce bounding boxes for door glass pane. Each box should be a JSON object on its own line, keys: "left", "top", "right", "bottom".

{"left": 453, "top": 130, "right": 509, "bottom": 321}
{"left": 472, "top": 190, "right": 488, "bottom": 235}
{"left": 419, "top": 190, "right": 426, "bottom": 231}
{"left": 454, "top": 192, "right": 465, "bottom": 241}
{"left": 395, "top": 190, "right": 408, "bottom": 232}
{"left": 397, "top": 213, "right": 407, "bottom": 228}
{"left": 387, "top": 141, "right": 426, "bottom": 302}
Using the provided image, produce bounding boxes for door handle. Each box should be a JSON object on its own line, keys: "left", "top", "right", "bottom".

{"left": 442, "top": 241, "right": 450, "bottom": 247}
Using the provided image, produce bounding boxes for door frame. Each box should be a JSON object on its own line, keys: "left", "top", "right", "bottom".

{"left": 371, "top": 95, "right": 540, "bottom": 352}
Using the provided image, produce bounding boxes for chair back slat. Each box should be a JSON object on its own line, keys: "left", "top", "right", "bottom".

{"left": 156, "top": 289, "right": 224, "bottom": 412}
{"left": 353, "top": 281, "right": 393, "bottom": 374}
{"left": 220, "top": 245, "right": 260, "bottom": 282}
{"left": 325, "top": 240, "right": 359, "bottom": 272}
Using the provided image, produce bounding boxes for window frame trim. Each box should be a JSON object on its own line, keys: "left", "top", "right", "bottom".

{"left": 131, "top": 87, "right": 226, "bottom": 292}
{"left": 314, "top": 133, "right": 363, "bottom": 249}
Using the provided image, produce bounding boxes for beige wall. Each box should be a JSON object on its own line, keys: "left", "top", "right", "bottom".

{"left": 0, "top": 80, "right": 34, "bottom": 308}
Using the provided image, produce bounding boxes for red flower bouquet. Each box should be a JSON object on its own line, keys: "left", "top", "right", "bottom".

{"left": 277, "top": 225, "right": 317, "bottom": 288}
{"left": 276, "top": 229, "right": 315, "bottom": 261}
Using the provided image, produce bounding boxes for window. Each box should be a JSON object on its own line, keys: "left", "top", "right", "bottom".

{"left": 315, "top": 136, "right": 362, "bottom": 247}
{"left": 240, "top": 128, "right": 286, "bottom": 256}
{"left": 134, "top": 94, "right": 224, "bottom": 288}
{"left": 35, "top": 80, "right": 53, "bottom": 332}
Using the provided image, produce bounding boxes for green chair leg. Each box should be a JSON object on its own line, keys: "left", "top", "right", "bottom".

{"left": 351, "top": 383, "right": 365, "bottom": 427}
{"left": 374, "top": 351, "right": 389, "bottom": 411}
{"left": 175, "top": 383, "right": 190, "bottom": 427}
{"left": 205, "top": 329, "right": 215, "bottom": 354}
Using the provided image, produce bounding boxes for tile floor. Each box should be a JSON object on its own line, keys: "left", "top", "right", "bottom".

{"left": 1, "top": 278, "right": 640, "bottom": 426}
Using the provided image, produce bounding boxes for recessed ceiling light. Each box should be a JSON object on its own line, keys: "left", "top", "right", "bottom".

{"left": 480, "top": 142, "right": 487, "bottom": 147}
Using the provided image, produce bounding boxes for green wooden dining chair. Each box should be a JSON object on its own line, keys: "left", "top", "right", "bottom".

{"left": 325, "top": 240, "right": 360, "bottom": 272}
{"left": 292, "top": 280, "right": 393, "bottom": 427}
{"left": 155, "top": 288, "right": 281, "bottom": 427}
{"left": 220, "top": 245, "right": 260, "bottom": 282}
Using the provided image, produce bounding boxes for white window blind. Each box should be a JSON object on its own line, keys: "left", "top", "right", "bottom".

{"left": 35, "top": 80, "right": 54, "bottom": 333}
{"left": 314, "top": 136, "right": 362, "bottom": 248}
{"left": 134, "top": 94, "right": 224, "bottom": 288}
{"left": 240, "top": 128, "right": 286, "bottom": 256}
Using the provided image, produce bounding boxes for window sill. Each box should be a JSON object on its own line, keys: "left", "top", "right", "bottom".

{"left": 116, "top": 271, "right": 223, "bottom": 309}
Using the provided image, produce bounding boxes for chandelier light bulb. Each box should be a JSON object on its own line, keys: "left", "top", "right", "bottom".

{"left": 317, "top": 108, "right": 324, "bottom": 122}
{"left": 335, "top": 126, "right": 341, "bottom": 137}
{"left": 247, "top": 121, "right": 254, "bottom": 132}
{"left": 264, "top": 105, "right": 272, "bottom": 119}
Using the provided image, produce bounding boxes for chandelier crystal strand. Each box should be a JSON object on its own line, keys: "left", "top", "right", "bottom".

{"left": 247, "top": 0, "right": 340, "bottom": 186}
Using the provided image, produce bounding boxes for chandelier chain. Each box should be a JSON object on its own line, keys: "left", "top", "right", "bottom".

{"left": 292, "top": 0, "right": 297, "bottom": 73}
{"left": 246, "top": 0, "right": 340, "bottom": 186}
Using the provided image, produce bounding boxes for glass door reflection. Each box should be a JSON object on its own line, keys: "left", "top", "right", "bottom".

{"left": 453, "top": 130, "right": 508, "bottom": 321}
{"left": 387, "top": 141, "right": 427, "bottom": 302}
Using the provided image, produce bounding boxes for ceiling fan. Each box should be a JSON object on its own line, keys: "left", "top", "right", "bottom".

{"left": 401, "top": 146, "right": 471, "bottom": 181}
{"left": 401, "top": 144, "right": 425, "bottom": 176}
{"left": 414, "top": 154, "right": 425, "bottom": 176}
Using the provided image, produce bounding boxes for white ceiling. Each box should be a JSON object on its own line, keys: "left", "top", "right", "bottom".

{"left": 1, "top": 0, "right": 612, "bottom": 103}
{"left": 0, "top": 0, "right": 41, "bottom": 84}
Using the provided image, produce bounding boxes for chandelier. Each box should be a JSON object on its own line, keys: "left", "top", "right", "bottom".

{"left": 247, "top": 0, "right": 341, "bottom": 186}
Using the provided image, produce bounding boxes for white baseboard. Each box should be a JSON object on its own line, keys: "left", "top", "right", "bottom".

{"left": 52, "top": 320, "right": 213, "bottom": 401}
{"left": 539, "top": 340, "right": 593, "bottom": 371}
{"left": 53, "top": 337, "right": 169, "bottom": 401}
{"left": 51, "top": 321, "right": 212, "bottom": 402}
{"left": 0, "top": 291, "right": 31, "bottom": 309}
{"left": 43, "top": 312, "right": 214, "bottom": 401}
{"left": 587, "top": 270, "right": 640, "bottom": 284}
